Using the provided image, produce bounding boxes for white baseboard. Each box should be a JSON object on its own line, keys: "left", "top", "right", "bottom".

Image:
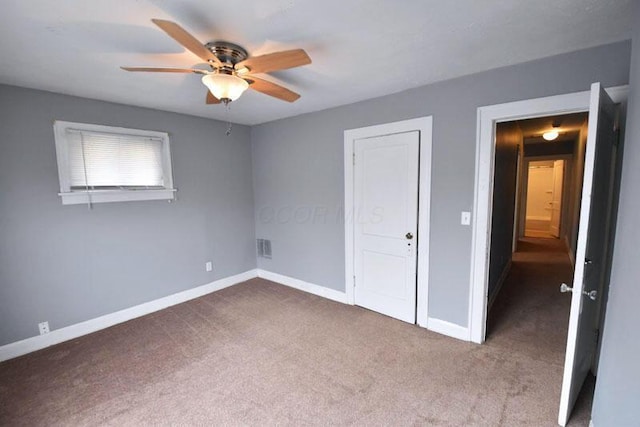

{"left": 258, "top": 270, "right": 472, "bottom": 343}
{"left": 0, "top": 269, "right": 258, "bottom": 362}
{"left": 257, "top": 269, "right": 348, "bottom": 304}
{"left": 427, "top": 317, "right": 471, "bottom": 342}
{"left": 1, "top": 268, "right": 471, "bottom": 360}
{"left": 488, "top": 259, "right": 512, "bottom": 310}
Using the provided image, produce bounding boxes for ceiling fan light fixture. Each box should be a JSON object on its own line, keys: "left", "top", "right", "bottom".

{"left": 201, "top": 73, "right": 249, "bottom": 102}
{"left": 542, "top": 130, "right": 559, "bottom": 141}
{"left": 123, "top": 19, "right": 309, "bottom": 105}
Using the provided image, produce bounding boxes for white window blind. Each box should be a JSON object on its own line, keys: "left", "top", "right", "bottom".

{"left": 53, "top": 121, "right": 175, "bottom": 205}
{"left": 68, "top": 130, "right": 165, "bottom": 189}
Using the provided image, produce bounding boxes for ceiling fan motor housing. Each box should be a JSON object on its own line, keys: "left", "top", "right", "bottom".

{"left": 205, "top": 41, "right": 248, "bottom": 73}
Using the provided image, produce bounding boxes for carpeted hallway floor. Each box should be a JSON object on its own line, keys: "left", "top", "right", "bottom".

{"left": 487, "top": 237, "right": 593, "bottom": 426}
{"left": 0, "top": 238, "right": 592, "bottom": 426}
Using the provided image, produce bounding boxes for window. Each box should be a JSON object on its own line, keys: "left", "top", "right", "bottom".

{"left": 53, "top": 121, "right": 176, "bottom": 205}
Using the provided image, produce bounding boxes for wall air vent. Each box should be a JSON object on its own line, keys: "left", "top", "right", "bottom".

{"left": 257, "top": 239, "right": 272, "bottom": 259}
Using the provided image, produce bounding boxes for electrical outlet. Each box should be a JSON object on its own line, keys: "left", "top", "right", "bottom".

{"left": 38, "top": 321, "right": 50, "bottom": 335}
{"left": 205, "top": 261, "right": 213, "bottom": 272}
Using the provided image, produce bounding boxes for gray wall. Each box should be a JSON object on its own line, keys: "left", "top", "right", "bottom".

{"left": 488, "top": 122, "right": 521, "bottom": 303}
{"left": 592, "top": 2, "right": 640, "bottom": 424}
{"left": 252, "top": 41, "right": 630, "bottom": 327}
{"left": 0, "top": 85, "right": 256, "bottom": 346}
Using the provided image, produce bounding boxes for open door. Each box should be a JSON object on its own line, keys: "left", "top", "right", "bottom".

{"left": 549, "top": 160, "right": 564, "bottom": 238}
{"left": 557, "top": 83, "right": 617, "bottom": 425}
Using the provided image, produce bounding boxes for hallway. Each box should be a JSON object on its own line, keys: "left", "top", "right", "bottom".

{"left": 487, "top": 237, "right": 594, "bottom": 425}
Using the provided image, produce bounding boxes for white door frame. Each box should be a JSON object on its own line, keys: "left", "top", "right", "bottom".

{"left": 344, "top": 116, "right": 432, "bottom": 328}
{"left": 469, "top": 86, "right": 627, "bottom": 344}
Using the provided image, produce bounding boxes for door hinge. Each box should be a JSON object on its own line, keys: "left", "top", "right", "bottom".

{"left": 352, "top": 152, "right": 356, "bottom": 165}
{"left": 353, "top": 275, "right": 356, "bottom": 287}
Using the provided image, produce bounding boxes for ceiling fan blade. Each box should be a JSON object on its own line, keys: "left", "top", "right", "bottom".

{"left": 206, "top": 90, "right": 221, "bottom": 104}
{"left": 151, "top": 19, "right": 221, "bottom": 65}
{"left": 246, "top": 76, "right": 300, "bottom": 102}
{"left": 237, "top": 49, "right": 311, "bottom": 74}
{"left": 121, "top": 66, "right": 206, "bottom": 74}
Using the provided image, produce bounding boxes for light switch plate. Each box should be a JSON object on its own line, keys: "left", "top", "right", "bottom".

{"left": 461, "top": 211, "right": 471, "bottom": 226}
{"left": 205, "top": 261, "right": 213, "bottom": 272}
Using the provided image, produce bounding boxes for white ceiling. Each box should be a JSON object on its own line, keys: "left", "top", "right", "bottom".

{"left": 0, "top": 1, "right": 633, "bottom": 125}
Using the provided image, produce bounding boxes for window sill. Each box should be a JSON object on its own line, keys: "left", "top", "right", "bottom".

{"left": 59, "top": 189, "right": 176, "bottom": 205}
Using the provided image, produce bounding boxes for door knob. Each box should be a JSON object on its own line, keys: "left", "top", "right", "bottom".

{"left": 560, "top": 283, "right": 597, "bottom": 301}
{"left": 405, "top": 232, "right": 413, "bottom": 240}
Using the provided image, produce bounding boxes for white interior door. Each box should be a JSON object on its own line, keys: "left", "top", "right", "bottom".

{"left": 558, "top": 83, "right": 617, "bottom": 426}
{"left": 549, "top": 160, "right": 564, "bottom": 237}
{"left": 354, "top": 131, "right": 419, "bottom": 323}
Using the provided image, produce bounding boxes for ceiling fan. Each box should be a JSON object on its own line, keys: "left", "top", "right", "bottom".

{"left": 121, "top": 19, "right": 311, "bottom": 105}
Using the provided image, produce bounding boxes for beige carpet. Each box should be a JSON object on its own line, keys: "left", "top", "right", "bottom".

{"left": 0, "top": 240, "right": 591, "bottom": 426}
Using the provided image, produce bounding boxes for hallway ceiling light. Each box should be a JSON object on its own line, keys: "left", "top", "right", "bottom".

{"left": 542, "top": 120, "right": 562, "bottom": 141}
{"left": 543, "top": 130, "right": 559, "bottom": 141}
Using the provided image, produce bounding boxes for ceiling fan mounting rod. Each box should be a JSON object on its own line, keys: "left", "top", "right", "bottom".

{"left": 214, "top": 65, "right": 236, "bottom": 75}
{"left": 205, "top": 41, "right": 249, "bottom": 66}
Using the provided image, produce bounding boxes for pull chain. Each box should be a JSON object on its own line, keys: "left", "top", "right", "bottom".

{"left": 224, "top": 100, "right": 233, "bottom": 136}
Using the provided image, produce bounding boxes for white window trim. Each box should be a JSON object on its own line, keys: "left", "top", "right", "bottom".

{"left": 53, "top": 121, "right": 176, "bottom": 205}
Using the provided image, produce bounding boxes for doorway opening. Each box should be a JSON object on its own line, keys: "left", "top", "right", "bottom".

{"left": 472, "top": 84, "right": 626, "bottom": 426}
{"left": 487, "top": 111, "right": 588, "bottom": 315}
{"left": 524, "top": 159, "right": 566, "bottom": 238}
{"left": 489, "top": 108, "right": 604, "bottom": 426}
